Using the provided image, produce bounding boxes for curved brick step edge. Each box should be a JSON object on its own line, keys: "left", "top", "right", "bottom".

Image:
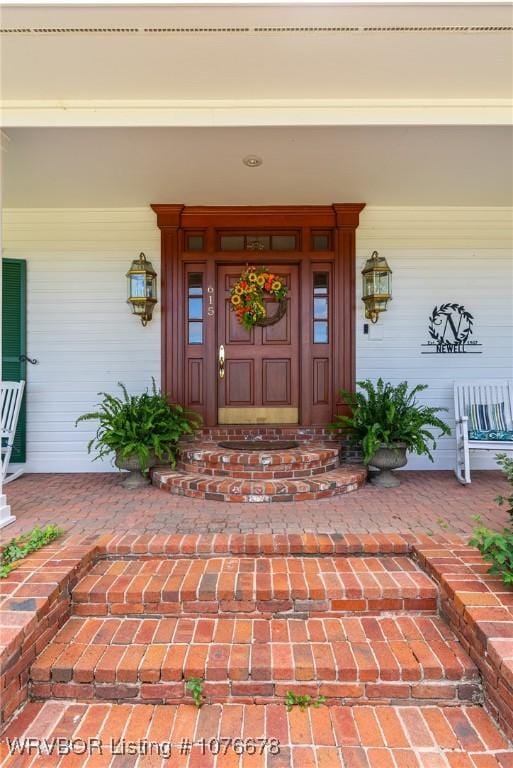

{"left": 413, "top": 542, "right": 513, "bottom": 742}
{"left": 152, "top": 465, "right": 367, "bottom": 502}
{"left": 177, "top": 441, "right": 341, "bottom": 478}
{"left": 177, "top": 460, "right": 341, "bottom": 480}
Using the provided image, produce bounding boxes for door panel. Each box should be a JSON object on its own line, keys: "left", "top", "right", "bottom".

{"left": 262, "top": 359, "right": 290, "bottom": 405}
{"left": 313, "top": 358, "right": 330, "bottom": 405}
{"left": 262, "top": 300, "right": 290, "bottom": 344}
{"left": 217, "top": 264, "right": 299, "bottom": 424}
{"left": 225, "top": 359, "right": 254, "bottom": 405}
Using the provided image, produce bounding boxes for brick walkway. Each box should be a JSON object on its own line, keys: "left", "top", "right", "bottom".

{"left": 3, "top": 470, "right": 509, "bottom": 538}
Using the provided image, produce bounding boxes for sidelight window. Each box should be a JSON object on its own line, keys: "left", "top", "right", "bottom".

{"left": 187, "top": 273, "right": 204, "bottom": 344}
{"left": 313, "top": 273, "right": 329, "bottom": 343}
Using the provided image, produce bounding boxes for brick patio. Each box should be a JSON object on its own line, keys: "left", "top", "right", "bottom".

{"left": 3, "top": 470, "right": 510, "bottom": 538}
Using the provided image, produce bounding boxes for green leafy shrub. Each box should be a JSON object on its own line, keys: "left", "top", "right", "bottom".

{"left": 76, "top": 380, "right": 201, "bottom": 473}
{"left": 495, "top": 453, "right": 513, "bottom": 519}
{"left": 0, "top": 524, "right": 64, "bottom": 578}
{"left": 329, "top": 378, "right": 450, "bottom": 464}
{"left": 470, "top": 454, "right": 513, "bottom": 586}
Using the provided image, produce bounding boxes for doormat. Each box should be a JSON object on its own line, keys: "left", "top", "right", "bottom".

{"left": 218, "top": 440, "right": 300, "bottom": 451}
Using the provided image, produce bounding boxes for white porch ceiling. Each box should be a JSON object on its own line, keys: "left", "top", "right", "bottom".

{"left": 2, "top": 125, "right": 512, "bottom": 206}
{"left": 1, "top": 3, "right": 512, "bottom": 127}
{"left": 2, "top": 4, "right": 511, "bottom": 206}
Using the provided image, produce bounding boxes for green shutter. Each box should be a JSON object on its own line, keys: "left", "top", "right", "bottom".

{"left": 2, "top": 259, "right": 27, "bottom": 463}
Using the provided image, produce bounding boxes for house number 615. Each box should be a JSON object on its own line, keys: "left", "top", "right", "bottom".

{"left": 207, "top": 286, "right": 215, "bottom": 316}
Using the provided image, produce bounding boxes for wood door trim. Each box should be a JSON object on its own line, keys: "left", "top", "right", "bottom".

{"left": 153, "top": 204, "right": 365, "bottom": 425}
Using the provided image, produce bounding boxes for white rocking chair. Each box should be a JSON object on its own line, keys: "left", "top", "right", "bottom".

{"left": 454, "top": 380, "right": 513, "bottom": 484}
{"left": 1, "top": 380, "right": 26, "bottom": 484}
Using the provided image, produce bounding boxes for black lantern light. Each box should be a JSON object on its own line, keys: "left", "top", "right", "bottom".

{"left": 361, "top": 250, "right": 392, "bottom": 323}
{"left": 126, "top": 252, "right": 157, "bottom": 326}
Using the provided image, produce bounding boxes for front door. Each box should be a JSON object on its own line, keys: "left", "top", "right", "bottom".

{"left": 217, "top": 264, "right": 299, "bottom": 424}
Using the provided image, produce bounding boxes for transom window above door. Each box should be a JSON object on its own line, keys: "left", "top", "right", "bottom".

{"left": 218, "top": 233, "right": 298, "bottom": 251}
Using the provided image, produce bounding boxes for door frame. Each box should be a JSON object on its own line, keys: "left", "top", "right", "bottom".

{"left": 152, "top": 204, "right": 365, "bottom": 426}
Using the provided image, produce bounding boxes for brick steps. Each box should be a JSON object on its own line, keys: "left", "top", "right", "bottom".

{"left": 177, "top": 441, "right": 341, "bottom": 479}
{"left": 72, "top": 556, "right": 438, "bottom": 617}
{"left": 30, "top": 615, "right": 480, "bottom": 706}
{"left": 4, "top": 534, "right": 511, "bottom": 761}
{"left": 153, "top": 464, "right": 367, "bottom": 502}
{"left": 3, "top": 701, "right": 510, "bottom": 767}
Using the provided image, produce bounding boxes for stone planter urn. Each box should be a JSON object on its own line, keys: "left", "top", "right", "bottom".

{"left": 368, "top": 443, "right": 408, "bottom": 488}
{"left": 115, "top": 451, "right": 157, "bottom": 489}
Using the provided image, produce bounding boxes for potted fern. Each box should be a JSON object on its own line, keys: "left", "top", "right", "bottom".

{"left": 76, "top": 381, "right": 201, "bottom": 488}
{"left": 329, "top": 379, "right": 450, "bottom": 487}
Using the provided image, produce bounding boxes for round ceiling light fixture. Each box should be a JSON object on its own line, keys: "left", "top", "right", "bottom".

{"left": 242, "top": 155, "right": 263, "bottom": 168}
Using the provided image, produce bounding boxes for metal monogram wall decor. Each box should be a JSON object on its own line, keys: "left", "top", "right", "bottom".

{"left": 421, "top": 302, "right": 482, "bottom": 354}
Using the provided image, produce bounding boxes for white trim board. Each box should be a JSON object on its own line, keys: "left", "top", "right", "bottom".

{"left": 2, "top": 99, "right": 512, "bottom": 128}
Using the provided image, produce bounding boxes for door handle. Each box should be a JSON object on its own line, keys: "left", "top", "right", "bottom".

{"left": 19, "top": 354, "right": 38, "bottom": 365}
{"left": 218, "top": 345, "right": 225, "bottom": 379}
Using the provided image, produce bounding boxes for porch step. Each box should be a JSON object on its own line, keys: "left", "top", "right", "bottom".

{"left": 72, "top": 556, "right": 437, "bottom": 617}
{"left": 6, "top": 701, "right": 511, "bottom": 765}
{"left": 30, "top": 615, "right": 480, "bottom": 706}
{"left": 152, "top": 464, "right": 367, "bottom": 502}
{"left": 198, "top": 425, "right": 335, "bottom": 442}
{"left": 177, "top": 440, "right": 341, "bottom": 479}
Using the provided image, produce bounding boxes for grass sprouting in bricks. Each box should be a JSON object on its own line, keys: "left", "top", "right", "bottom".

{"left": 186, "top": 678, "right": 204, "bottom": 708}
{"left": 0, "top": 524, "right": 64, "bottom": 578}
{"left": 285, "top": 691, "right": 326, "bottom": 712}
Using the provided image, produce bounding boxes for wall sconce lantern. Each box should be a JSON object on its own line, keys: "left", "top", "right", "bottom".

{"left": 361, "top": 250, "right": 392, "bottom": 323}
{"left": 126, "top": 252, "right": 157, "bottom": 326}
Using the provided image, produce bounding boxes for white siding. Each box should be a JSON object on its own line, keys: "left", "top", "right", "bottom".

{"left": 357, "top": 207, "right": 513, "bottom": 469}
{"left": 2, "top": 206, "right": 512, "bottom": 472}
{"left": 2, "top": 208, "right": 160, "bottom": 472}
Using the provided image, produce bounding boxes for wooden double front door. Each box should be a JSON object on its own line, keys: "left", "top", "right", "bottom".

{"left": 217, "top": 264, "right": 299, "bottom": 424}
{"left": 152, "top": 204, "right": 365, "bottom": 426}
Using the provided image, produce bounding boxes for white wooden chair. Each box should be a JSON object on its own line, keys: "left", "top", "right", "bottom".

{"left": 454, "top": 380, "right": 513, "bottom": 484}
{"left": 1, "top": 381, "right": 26, "bottom": 484}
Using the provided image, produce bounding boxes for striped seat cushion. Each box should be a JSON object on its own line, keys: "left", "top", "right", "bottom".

{"left": 468, "top": 402, "right": 509, "bottom": 432}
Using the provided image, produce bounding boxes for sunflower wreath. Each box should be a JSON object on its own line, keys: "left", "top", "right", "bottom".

{"left": 230, "top": 266, "right": 288, "bottom": 331}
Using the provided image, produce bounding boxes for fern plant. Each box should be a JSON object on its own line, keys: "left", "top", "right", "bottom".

{"left": 329, "top": 378, "right": 450, "bottom": 464}
{"left": 76, "top": 380, "right": 201, "bottom": 473}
